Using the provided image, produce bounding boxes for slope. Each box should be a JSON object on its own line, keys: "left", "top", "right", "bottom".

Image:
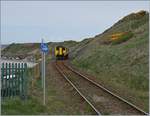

{"left": 72, "top": 10, "right": 149, "bottom": 111}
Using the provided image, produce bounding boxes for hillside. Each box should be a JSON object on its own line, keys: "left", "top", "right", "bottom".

{"left": 72, "top": 10, "right": 149, "bottom": 111}
{"left": 2, "top": 43, "right": 40, "bottom": 56}
{"left": 2, "top": 41, "right": 78, "bottom": 61}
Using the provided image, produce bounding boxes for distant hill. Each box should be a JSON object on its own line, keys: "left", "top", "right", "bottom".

{"left": 2, "top": 41, "right": 78, "bottom": 61}
{"left": 72, "top": 10, "right": 149, "bottom": 111}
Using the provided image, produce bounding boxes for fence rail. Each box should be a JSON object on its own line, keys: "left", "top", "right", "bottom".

{"left": 1, "top": 63, "right": 28, "bottom": 99}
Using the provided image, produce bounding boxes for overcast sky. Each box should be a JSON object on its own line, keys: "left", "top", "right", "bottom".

{"left": 1, "top": 1, "right": 149, "bottom": 44}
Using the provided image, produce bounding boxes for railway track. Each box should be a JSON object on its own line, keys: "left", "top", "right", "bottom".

{"left": 55, "top": 61, "right": 148, "bottom": 115}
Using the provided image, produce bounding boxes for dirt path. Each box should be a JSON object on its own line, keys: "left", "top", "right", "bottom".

{"left": 40, "top": 60, "right": 96, "bottom": 114}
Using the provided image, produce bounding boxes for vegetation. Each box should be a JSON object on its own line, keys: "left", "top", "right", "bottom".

{"left": 1, "top": 97, "right": 47, "bottom": 115}
{"left": 111, "top": 31, "right": 134, "bottom": 44}
{"left": 2, "top": 43, "right": 40, "bottom": 55}
{"left": 72, "top": 10, "right": 149, "bottom": 112}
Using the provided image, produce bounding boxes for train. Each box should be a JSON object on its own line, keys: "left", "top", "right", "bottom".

{"left": 54, "top": 46, "right": 69, "bottom": 60}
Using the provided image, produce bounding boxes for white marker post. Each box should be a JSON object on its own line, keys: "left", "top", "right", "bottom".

{"left": 42, "top": 51, "right": 44, "bottom": 88}
{"left": 40, "top": 39, "right": 48, "bottom": 106}
{"left": 43, "top": 52, "right": 45, "bottom": 105}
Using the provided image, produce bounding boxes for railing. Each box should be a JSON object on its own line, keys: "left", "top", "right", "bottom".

{"left": 1, "top": 63, "right": 28, "bottom": 100}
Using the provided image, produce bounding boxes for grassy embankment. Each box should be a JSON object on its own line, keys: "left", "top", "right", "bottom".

{"left": 72, "top": 11, "right": 149, "bottom": 112}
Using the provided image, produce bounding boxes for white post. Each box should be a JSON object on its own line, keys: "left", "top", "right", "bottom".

{"left": 41, "top": 52, "right": 43, "bottom": 88}
{"left": 41, "top": 38, "right": 46, "bottom": 105}
{"left": 43, "top": 52, "right": 46, "bottom": 105}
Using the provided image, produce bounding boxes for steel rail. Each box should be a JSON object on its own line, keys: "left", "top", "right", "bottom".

{"left": 63, "top": 62, "right": 148, "bottom": 115}
{"left": 55, "top": 62, "right": 101, "bottom": 115}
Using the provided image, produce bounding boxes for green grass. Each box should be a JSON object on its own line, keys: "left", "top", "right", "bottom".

{"left": 71, "top": 12, "right": 149, "bottom": 112}
{"left": 72, "top": 29, "right": 149, "bottom": 111}
{"left": 1, "top": 97, "right": 47, "bottom": 115}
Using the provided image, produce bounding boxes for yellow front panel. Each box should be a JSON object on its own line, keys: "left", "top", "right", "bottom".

{"left": 55, "top": 47, "right": 58, "bottom": 56}
{"left": 59, "top": 47, "right": 62, "bottom": 55}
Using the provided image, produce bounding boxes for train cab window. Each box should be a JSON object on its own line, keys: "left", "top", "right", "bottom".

{"left": 56, "top": 47, "right": 59, "bottom": 50}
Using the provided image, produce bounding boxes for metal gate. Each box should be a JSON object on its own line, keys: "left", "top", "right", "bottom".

{"left": 1, "top": 63, "right": 28, "bottom": 99}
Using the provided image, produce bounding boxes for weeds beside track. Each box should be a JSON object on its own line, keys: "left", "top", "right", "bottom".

{"left": 55, "top": 61, "right": 148, "bottom": 115}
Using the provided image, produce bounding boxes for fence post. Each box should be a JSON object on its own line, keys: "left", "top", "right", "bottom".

{"left": 1, "top": 63, "right": 4, "bottom": 98}
{"left": 14, "top": 63, "right": 16, "bottom": 96}
{"left": 12, "top": 63, "right": 15, "bottom": 97}
{"left": 8, "top": 63, "right": 11, "bottom": 98}
{"left": 15, "top": 63, "right": 18, "bottom": 96}
{"left": 18, "top": 63, "right": 21, "bottom": 98}
{"left": 20, "top": 63, "right": 24, "bottom": 99}
{"left": 5, "top": 63, "right": 8, "bottom": 97}
{"left": 14, "top": 63, "right": 17, "bottom": 96}
{"left": 24, "top": 63, "right": 27, "bottom": 100}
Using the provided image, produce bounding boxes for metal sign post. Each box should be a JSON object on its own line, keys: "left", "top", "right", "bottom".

{"left": 40, "top": 39, "right": 48, "bottom": 106}
{"left": 43, "top": 52, "right": 45, "bottom": 105}
{"left": 41, "top": 52, "right": 44, "bottom": 88}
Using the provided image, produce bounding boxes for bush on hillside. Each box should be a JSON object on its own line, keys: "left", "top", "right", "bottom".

{"left": 111, "top": 31, "right": 134, "bottom": 44}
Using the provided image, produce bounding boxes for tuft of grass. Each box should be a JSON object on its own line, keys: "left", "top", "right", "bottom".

{"left": 1, "top": 97, "right": 47, "bottom": 115}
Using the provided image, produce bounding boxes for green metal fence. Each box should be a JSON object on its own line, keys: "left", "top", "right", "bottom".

{"left": 1, "top": 63, "right": 28, "bottom": 99}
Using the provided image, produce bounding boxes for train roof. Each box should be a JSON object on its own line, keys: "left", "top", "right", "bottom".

{"left": 55, "top": 45, "right": 67, "bottom": 48}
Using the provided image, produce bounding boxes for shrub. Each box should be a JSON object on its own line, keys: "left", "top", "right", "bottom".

{"left": 111, "top": 31, "right": 134, "bottom": 44}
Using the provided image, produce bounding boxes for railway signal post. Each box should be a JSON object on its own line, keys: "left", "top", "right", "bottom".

{"left": 40, "top": 39, "right": 48, "bottom": 105}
